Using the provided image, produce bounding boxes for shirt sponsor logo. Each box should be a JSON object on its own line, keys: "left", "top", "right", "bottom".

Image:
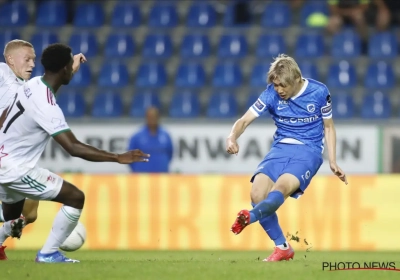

{"left": 278, "top": 115, "right": 319, "bottom": 123}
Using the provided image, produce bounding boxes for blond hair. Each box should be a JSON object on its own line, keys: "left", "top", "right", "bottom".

{"left": 267, "top": 54, "right": 302, "bottom": 86}
{"left": 3, "top": 39, "right": 34, "bottom": 61}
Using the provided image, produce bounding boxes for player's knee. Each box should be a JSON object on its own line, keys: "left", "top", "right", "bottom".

{"left": 64, "top": 187, "right": 85, "bottom": 209}
{"left": 250, "top": 188, "right": 265, "bottom": 204}
{"left": 72, "top": 189, "right": 85, "bottom": 209}
{"left": 24, "top": 212, "right": 37, "bottom": 224}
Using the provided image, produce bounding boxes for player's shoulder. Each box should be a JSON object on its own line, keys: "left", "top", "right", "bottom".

{"left": 20, "top": 76, "right": 49, "bottom": 102}
{"left": 305, "top": 78, "right": 329, "bottom": 93}
{"left": 259, "top": 84, "right": 277, "bottom": 100}
{"left": 0, "top": 62, "right": 14, "bottom": 78}
{"left": 0, "top": 62, "right": 10, "bottom": 72}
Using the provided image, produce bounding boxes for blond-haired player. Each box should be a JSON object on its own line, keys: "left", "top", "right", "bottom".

{"left": 0, "top": 39, "right": 87, "bottom": 260}
{"left": 227, "top": 54, "right": 347, "bottom": 261}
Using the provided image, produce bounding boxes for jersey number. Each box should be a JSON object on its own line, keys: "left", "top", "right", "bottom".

{"left": 3, "top": 98, "right": 25, "bottom": 134}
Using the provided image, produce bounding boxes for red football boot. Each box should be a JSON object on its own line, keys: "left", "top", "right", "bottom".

{"left": 230, "top": 210, "right": 251, "bottom": 235}
{"left": 0, "top": 246, "right": 7, "bottom": 260}
{"left": 263, "top": 243, "right": 295, "bottom": 262}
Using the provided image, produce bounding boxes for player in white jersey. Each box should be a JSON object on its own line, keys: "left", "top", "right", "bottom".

{"left": 0, "top": 40, "right": 87, "bottom": 260}
{"left": 0, "top": 43, "right": 150, "bottom": 263}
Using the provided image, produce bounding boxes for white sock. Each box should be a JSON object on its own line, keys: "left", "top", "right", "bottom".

{"left": 40, "top": 205, "right": 82, "bottom": 254}
{"left": 0, "top": 221, "right": 12, "bottom": 246}
{"left": 277, "top": 242, "right": 289, "bottom": 250}
{"left": 0, "top": 205, "right": 4, "bottom": 222}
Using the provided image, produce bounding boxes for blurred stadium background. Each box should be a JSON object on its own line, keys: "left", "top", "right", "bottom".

{"left": 1, "top": 0, "right": 400, "bottom": 254}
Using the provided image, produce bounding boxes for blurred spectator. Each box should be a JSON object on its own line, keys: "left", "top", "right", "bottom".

{"left": 374, "top": 0, "right": 400, "bottom": 31}
{"left": 127, "top": 107, "right": 173, "bottom": 173}
{"left": 327, "top": 0, "right": 370, "bottom": 40}
{"left": 233, "top": 0, "right": 251, "bottom": 24}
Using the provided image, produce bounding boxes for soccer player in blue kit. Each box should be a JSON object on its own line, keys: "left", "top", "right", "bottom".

{"left": 226, "top": 54, "right": 348, "bottom": 262}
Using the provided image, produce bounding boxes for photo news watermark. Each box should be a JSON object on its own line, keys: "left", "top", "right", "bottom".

{"left": 322, "top": 262, "right": 400, "bottom": 272}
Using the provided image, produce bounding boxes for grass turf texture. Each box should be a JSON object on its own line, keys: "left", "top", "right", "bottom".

{"left": 1, "top": 251, "right": 400, "bottom": 280}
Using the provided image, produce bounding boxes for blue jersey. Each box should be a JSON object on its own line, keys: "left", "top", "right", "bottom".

{"left": 250, "top": 78, "right": 332, "bottom": 154}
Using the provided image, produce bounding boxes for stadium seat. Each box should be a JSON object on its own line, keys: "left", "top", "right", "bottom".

{"left": 111, "top": 3, "right": 141, "bottom": 28}
{"left": 57, "top": 91, "right": 86, "bottom": 118}
{"left": 98, "top": 62, "right": 129, "bottom": 88}
{"left": 148, "top": 4, "right": 178, "bottom": 28}
{"left": 212, "top": 62, "right": 242, "bottom": 87}
{"left": 169, "top": 91, "right": 200, "bottom": 118}
{"left": 327, "top": 60, "right": 357, "bottom": 88}
{"left": 331, "top": 93, "right": 355, "bottom": 119}
{"left": 295, "top": 33, "right": 325, "bottom": 58}
{"left": 365, "top": 61, "right": 395, "bottom": 89}
{"left": 331, "top": 30, "right": 361, "bottom": 58}
{"left": 69, "top": 63, "right": 91, "bottom": 87}
{"left": 180, "top": 34, "right": 210, "bottom": 58}
{"left": 0, "top": 2, "right": 28, "bottom": 27}
{"left": 300, "top": 2, "right": 329, "bottom": 27}
{"left": 250, "top": 64, "right": 270, "bottom": 88}
{"left": 36, "top": 1, "right": 67, "bottom": 27}
{"left": 217, "top": 34, "right": 248, "bottom": 58}
{"left": 68, "top": 32, "right": 98, "bottom": 58}
{"left": 73, "top": 3, "right": 104, "bottom": 27}
{"left": 368, "top": 32, "right": 398, "bottom": 59}
{"left": 0, "top": 31, "right": 20, "bottom": 51}
{"left": 256, "top": 34, "right": 286, "bottom": 58}
{"left": 261, "top": 2, "right": 291, "bottom": 28}
{"left": 175, "top": 63, "right": 205, "bottom": 88}
{"left": 30, "top": 32, "right": 59, "bottom": 56}
{"left": 130, "top": 91, "right": 161, "bottom": 117}
{"left": 298, "top": 61, "right": 319, "bottom": 80}
{"left": 142, "top": 34, "right": 172, "bottom": 59}
{"left": 135, "top": 63, "right": 167, "bottom": 88}
{"left": 361, "top": 91, "right": 391, "bottom": 119}
{"left": 92, "top": 92, "right": 123, "bottom": 118}
{"left": 186, "top": 3, "right": 216, "bottom": 28}
{"left": 104, "top": 34, "right": 135, "bottom": 58}
{"left": 223, "top": 2, "right": 252, "bottom": 27}
{"left": 207, "top": 92, "right": 238, "bottom": 118}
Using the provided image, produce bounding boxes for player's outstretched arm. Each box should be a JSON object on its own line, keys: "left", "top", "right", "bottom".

{"left": 226, "top": 109, "right": 257, "bottom": 155}
{"left": 72, "top": 53, "right": 87, "bottom": 74}
{"left": 53, "top": 130, "right": 150, "bottom": 164}
{"left": 323, "top": 118, "right": 348, "bottom": 184}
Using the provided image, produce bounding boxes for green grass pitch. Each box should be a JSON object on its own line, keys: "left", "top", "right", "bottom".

{"left": 1, "top": 251, "right": 400, "bottom": 280}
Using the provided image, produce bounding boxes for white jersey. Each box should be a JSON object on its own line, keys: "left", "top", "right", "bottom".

{"left": 0, "top": 76, "right": 70, "bottom": 182}
{"left": 0, "top": 62, "right": 24, "bottom": 112}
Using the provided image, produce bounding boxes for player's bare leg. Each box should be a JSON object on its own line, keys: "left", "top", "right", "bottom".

{"left": 0, "top": 199, "right": 26, "bottom": 260}
{"left": 21, "top": 199, "right": 39, "bottom": 224}
{"left": 231, "top": 173, "right": 298, "bottom": 261}
{"left": 35, "top": 180, "right": 84, "bottom": 263}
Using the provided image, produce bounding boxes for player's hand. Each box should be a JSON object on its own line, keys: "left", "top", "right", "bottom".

{"left": 226, "top": 137, "right": 239, "bottom": 155}
{"left": 117, "top": 150, "right": 150, "bottom": 164}
{"left": 72, "top": 53, "right": 87, "bottom": 74}
{"left": 330, "top": 162, "right": 348, "bottom": 185}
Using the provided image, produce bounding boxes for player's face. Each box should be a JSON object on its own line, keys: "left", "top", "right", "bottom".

{"left": 62, "top": 54, "right": 74, "bottom": 85}
{"left": 272, "top": 78, "right": 294, "bottom": 100}
{"left": 9, "top": 46, "right": 36, "bottom": 80}
{"left": 272, "top": 79, "right": 298, "bottom": 100}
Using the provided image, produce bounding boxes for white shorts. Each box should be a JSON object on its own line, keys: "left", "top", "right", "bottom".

{"left": 0, "top": 167, "right": 63, "bottom": 204}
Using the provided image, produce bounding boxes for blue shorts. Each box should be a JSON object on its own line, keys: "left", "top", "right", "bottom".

{"left": 250, "top": 143, "right": 323, "bottom": 199}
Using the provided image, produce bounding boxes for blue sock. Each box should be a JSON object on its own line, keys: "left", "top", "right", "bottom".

{"left": 252, "top": 202, "right": 286, "bottom": 246}
{"left": 249, "top": 191, "right": 284, "bottom": 223}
